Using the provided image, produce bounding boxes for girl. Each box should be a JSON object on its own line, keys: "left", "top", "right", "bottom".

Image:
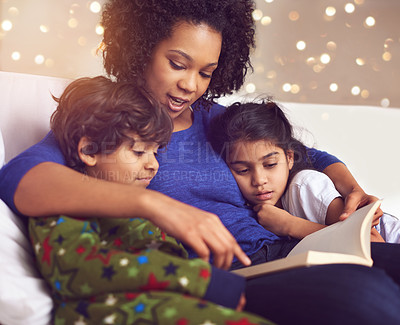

{"left": 208, "top": 99, "right": 394, "bottom": 245}
{"left": 1, "top": 0, "right": 400, "bottom": 324}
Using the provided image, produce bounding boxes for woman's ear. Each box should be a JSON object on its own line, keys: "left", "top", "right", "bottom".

{"left": 78, "top": 137, "right": 97, "bottom": 167}
{"left": 287, "top": 150, "right": 294, "bottom": 170}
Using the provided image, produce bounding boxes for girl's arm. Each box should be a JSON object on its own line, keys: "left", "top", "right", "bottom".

{"left": 254, "top": 204, "right": 325, "bottom": 239}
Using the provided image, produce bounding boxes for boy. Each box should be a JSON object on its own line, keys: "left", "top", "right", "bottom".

{"left": 29, "top": 77, "right": 267, "bottom": 324}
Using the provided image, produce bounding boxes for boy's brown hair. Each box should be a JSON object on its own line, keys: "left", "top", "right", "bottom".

{"left": 51, "top": 76, "right": 173, "bottom": 173}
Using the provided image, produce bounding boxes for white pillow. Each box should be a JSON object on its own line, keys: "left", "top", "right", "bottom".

{"left": 0, "top": 200, "right": 52, "bottom": 325}
{"left": 0, "top": 129, "right": 4, "bottom": 167}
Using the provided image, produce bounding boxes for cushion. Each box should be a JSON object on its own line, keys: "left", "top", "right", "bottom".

{"left": 0, "top": 200, "right": 52, "bottom": 325}
{"left": 0, "top": 129, "right": 4, "bottom": 167}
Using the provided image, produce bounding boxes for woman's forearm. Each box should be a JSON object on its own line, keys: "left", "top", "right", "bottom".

{"left": 15, "top": 162, "right": 251, "bottom": 269}
{"left": 322, "top": 162, "right": 382, "bottom": 218}
{"left": 322, "top": 162, "right": 363, "bottom": 197}
{"left": 14, "top": 162, "right": 149, "bottom": 218}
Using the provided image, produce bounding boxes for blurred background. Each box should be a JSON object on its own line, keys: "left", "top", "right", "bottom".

{"left": 0, "top": 0, "right": 399, "bottom": 108}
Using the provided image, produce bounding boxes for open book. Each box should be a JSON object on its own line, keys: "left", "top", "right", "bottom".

{"left": 232, "top": 200, "right": 381, "bottom": 279}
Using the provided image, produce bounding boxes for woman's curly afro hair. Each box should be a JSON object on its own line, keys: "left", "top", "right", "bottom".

{"left": 101, "top": 0, "right": 256, "bottom": 102}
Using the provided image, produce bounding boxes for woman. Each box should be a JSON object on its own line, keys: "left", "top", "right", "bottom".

{"left": 1, "top": 0, "right": 400, "bottom": 324}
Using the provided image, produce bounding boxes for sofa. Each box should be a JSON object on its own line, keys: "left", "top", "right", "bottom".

{"left": 0, "top": 70, "right": 399, "bottom": 324}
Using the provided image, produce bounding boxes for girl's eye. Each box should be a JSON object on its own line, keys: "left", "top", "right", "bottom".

{"left": 169, "top": 60, "right": 184, "bottom": 70}
{"left": 235, "top": 168, "right": 249, "bottom": 175}
{"left": 265, "top": 163, "right": 277, "bottom": 168}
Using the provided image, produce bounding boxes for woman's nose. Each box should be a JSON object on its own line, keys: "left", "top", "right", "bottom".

{"left": 178, "top": 72, "right": 197, "bottom": 93}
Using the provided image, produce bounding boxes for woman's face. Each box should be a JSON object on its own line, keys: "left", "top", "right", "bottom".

{"left": 144, "top": 21, "right": 222, "bottom": 126}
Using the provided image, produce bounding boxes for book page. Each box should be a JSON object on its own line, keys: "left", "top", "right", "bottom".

{"left": 232, "top": 200, "right": 381, "bottom": 278}
{"left": 287, "top": 200, "right": 381, "bottom": 262}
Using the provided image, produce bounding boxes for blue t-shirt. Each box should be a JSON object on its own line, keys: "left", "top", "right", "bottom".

{"left": 148, "top": 101, "right": 342, "bottom": 258}
{"left": 0, "top": 100, "right": 341, "bottom": 258}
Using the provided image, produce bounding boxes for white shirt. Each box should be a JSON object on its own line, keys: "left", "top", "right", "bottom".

{"left": 281, "top": 169, "right": 341, "bottom": 224}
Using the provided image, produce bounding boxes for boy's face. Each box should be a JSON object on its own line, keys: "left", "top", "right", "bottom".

{"left": 227, "top": 140, "right": 294, "bottom": 207}
{"left": 87, "top": 135, "right": 159, "bottom": 188}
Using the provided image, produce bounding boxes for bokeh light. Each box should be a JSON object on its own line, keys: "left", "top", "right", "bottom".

{"left": 344, "top": 3, "right": 355, "bottom": 14}
{"left": 245, "top": 83, "right": 256, "bottom": 93}
{"left": 89, "top": 1, "right": 102, "bottom": 14}
{"left": 1, "top": 20, "right": 12, "bottom": 31}
{"left": 365, "top": 16, "right": 376, "bottom": 27}
{"left": 0, "top": 0, "right": 398, "bottom": 108}
{"left": 289, "top": 11, "right": 300, "bottom": 21}
{"left": 34, "top": 55, "right": 45, "bottom": 65}
{"left": 329, "top": 83, "right": 338, "bottom": 92}
{"left": 325, "top": 7, "right": 336, "bottom": 17}
{"left": 351, "top": 86, "right": 361, "bottom": 96}
{"left": 296, "top": 41, "right": 306, "bottom": 51}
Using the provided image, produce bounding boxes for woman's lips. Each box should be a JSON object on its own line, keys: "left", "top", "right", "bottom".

{"left": 168, "top": 95, "right": 189, "bottom": 112}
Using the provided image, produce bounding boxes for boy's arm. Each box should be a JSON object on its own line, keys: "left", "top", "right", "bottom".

{"left": 255, "top": 204, "right": 325, "bottom": 239}
{"left": 30, "top": 216, "right": 246, "bottom": 309}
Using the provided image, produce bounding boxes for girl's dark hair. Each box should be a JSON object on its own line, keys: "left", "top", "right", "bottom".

{"left": 51, "top": 76, "right": 173, "bottom": 173}
{"left": 208, "top": 99, "right": 313, "bottom": 179}
{"left": 101, "top": 0, "right": 255, "bottom": 103}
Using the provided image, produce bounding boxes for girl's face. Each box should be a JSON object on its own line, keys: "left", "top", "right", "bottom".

{"left": 144, "top": 21, "right": 222, "bottom": 129}
{"left": 227, "top": 140, "right": 294, "bottom": 207}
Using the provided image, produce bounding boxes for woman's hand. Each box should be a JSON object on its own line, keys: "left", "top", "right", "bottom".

{"left": 339, "top": 189, "right": 383, "bottom": 226}
{"left": 141, "top": 189, "right": 252, "bottom": 270}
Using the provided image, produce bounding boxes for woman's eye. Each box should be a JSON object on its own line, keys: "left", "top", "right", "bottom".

{"left": 236, "top": 169, "right": 249, "bottom": 175}
{"left": 169, "top": 60, "right": 184, "bottom": 70}
{"left": 200, "top": 71, "right": 212, "bottom": 79}
{"left": 265, "top": 163, "right": 277, "bottom": 168}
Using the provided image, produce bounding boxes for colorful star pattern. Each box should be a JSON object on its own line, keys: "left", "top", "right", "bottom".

{"left": 139, "top": 273, "right": 170, "bottom": 291}
{"left": 85, "top": 246, "right": 121, "bottom": 265}
{"left": 199, "top": 268, "right": 210, "bottom": 280}
{"left": 164, "top": 262, "right": 179, "bottom": 276}
{"left": 30, "top": 215, "right": 272, "bottom": 325}
{"left": 41, "top": 236, "right": 53, "bottom": 266}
